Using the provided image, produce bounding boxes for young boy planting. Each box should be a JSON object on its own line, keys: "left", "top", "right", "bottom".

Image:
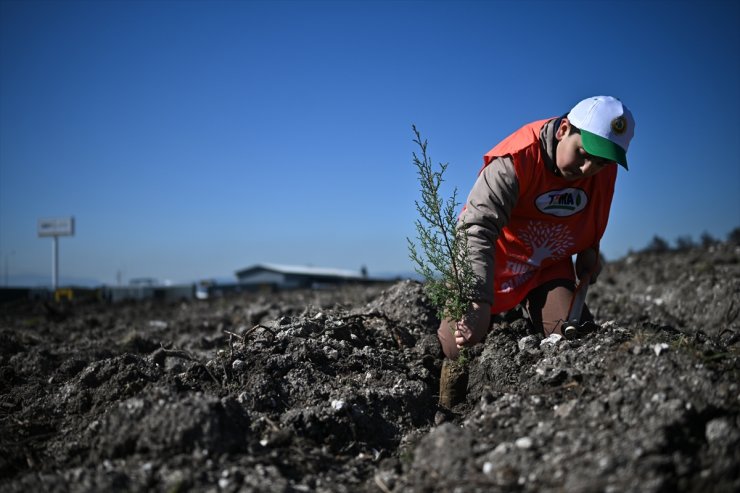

{"left": 439, "top": 95, "right": 635, "bottom": 360}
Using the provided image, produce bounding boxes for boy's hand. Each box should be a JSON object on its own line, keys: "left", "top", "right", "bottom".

{"left": 455, "top": 301, "right": 491, "bottom": 348}
{"left": 576, "top": 247, "right": 602, "bottom": 284}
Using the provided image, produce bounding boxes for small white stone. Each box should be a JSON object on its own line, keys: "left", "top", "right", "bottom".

{"left": 482, "top": 462, "right": 494, "bottom": 474}
{"left": 540, "top": 333, "right": 563, "bottom": 347}
{"left": 259, "top": 438, "right": 268, "bottom": 447}
{"left": 218, "top": 478, "right": 230, "bottom": 489}
{"left": 554, "top": 399, "right": 577, "bottom": 418}
{"left": 518, "top": 335, "right": 539, "bottom": 351}
{"left": 331, "top": 399, "right": 346, "bottom": 411}
{"left": 652, "top": 343, "right": 669, "bottom": 356}
{"left": 492, "top": 442, "right": 512, "bottom": 455}
{"left": 515, "top": 437, "right": 533, "bottom": 449}
{"left": 232, "top": 359, "right": 246, "bottom": 371}
{"left": 706, "top": 418, "right": 731, "bottom": 443}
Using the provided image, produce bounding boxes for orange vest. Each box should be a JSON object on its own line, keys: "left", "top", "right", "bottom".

{"left": 481, "top": 118, "right": 617, "bottom": 313}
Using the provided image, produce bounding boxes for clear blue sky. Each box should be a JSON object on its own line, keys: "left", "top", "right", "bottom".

{"left": 1, "top": 0, "right": 739, "bottom": 286}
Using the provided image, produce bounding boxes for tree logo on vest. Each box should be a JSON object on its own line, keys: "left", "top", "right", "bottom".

{"left": 501, "top": 221, "right": 575, "bottom": 293}
{"left": 536, "top": 188, "right": 588, "bottom": 217}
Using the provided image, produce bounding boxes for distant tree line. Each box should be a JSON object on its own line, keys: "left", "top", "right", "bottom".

{"left": 640, "top": 227, "right": 740, "bottom": 253}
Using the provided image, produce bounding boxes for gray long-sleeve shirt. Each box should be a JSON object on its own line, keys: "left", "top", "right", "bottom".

{"left": 459, "top": 118, "right": 560, "bottom": 305}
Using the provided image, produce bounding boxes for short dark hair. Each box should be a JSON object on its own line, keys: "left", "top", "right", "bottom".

{"left": 561, "top": 114, "right": 581, "bottom": 136}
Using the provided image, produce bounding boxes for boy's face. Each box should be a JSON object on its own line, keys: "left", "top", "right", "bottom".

{"left": 555, "top": 119, "right": 615, "bottom": 180}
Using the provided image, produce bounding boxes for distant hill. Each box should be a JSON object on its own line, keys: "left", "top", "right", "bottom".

{"left": 2, "top": 274, "right": 104, "bottom": 289}
{"left": 370, "top": 271, "right": 423, "bottom": 282}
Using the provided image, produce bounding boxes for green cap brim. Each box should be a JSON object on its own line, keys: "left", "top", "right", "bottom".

{"left": 581, "top": 129, "right": 629, "bottom": 170}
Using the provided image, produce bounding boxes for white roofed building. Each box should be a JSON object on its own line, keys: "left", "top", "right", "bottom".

{"left": 234, "top": 264, "right": 370, "bottom": 290}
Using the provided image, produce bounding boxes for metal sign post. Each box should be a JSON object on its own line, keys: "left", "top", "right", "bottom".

{"left": 37, "top": 217, "right": 75, "bottom": 290}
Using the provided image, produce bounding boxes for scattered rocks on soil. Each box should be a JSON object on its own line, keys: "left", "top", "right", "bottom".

{"left": 1, "top": 243, "right": 738, "bottom": 492}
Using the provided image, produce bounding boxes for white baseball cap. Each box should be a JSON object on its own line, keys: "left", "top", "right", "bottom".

{"left": 567, "top": 96, "right": 635, "bottom": 169}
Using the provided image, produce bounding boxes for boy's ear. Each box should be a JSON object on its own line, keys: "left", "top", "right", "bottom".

{"left": 555, "top": 118, "right": 570, "bottom": 141}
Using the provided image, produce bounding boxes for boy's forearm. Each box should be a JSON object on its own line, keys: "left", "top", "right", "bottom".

{"left": 466, "top": 224, "right": 496, "bottom": 305}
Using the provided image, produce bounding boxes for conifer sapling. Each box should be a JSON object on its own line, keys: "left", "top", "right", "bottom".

{"left": 407, "top": 125, "right": 481, "bottom": 328}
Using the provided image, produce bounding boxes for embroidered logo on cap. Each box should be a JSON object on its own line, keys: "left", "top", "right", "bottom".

{"left": 611, "top": 116, "right": 627, "bottom": 135}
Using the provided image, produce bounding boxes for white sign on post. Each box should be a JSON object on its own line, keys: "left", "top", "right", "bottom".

{"left": 37, "top": 216, "right": 75, "bottom": 290}
{"left": 38, "top": 217, "right": 75, "bottom": 237}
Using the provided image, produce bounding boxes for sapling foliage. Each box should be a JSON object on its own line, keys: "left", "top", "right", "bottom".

{"left": 407, "top": 125, "right": 481, "bottom": 324}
